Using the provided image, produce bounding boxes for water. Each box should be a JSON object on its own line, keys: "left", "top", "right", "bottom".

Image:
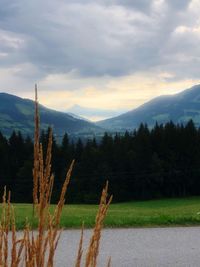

{"left": 55, "top": 227, "right": 200, "bottom": 266}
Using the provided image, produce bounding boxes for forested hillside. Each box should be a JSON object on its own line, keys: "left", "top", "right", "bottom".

{"left": 1, "top": 120, "right": 200, "bottom": 203}
{"left": 97, "top": 85, "right": 200, "bottom": 130}
{"left": 0, "top": 93, "right": 102, "bottom": 137}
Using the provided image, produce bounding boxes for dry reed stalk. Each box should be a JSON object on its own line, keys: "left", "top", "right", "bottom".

{"left": 31, "top": 86, "right": 75, "bottom": 267}
{"left": 84, "top": 182, "right": 113, "bottom": 267}
{"left": 11, "top": 206, "right": 17, "bottom": 266}
{"left": 75, "top": 223, "right": 84, "bottom": 267}
{"left": 106, "top": 257, "right": 111, "bottom": 267}
{"left": 0, "top": 85, "right": 74, "bottom": 267}
{"left": 0, "top": 85, "right": 112, "bottom": 267}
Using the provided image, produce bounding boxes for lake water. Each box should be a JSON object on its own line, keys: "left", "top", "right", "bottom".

{"left": 55, "top": 227, "right": 200, "bottom": 266}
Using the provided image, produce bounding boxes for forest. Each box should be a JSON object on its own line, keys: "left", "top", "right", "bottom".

{"left": 1, "top": 120, "right": 200, "bottom": 203}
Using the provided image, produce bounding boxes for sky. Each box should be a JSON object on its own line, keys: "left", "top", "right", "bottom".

{"left": 0, "top": 0, "right": 200, "bottom": 121}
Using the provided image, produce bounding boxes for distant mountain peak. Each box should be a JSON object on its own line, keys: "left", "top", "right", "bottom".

{"left": 67, "top": 104, "right": 128, "bottom": 121}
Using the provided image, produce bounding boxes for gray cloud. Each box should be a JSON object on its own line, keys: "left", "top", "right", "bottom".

{"left": 0, "top": 0, "right": 199, "bottom": 85}
{"left": 166, "top": 0, "right": 190, "bottom": 10}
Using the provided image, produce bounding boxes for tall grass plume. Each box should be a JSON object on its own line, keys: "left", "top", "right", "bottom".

{"left": 0, "top": 85, "right": 112, "bottom": 266}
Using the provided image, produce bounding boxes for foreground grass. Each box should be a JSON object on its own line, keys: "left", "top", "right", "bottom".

{"left": 9, "top": 196, "right": 200, "bottom": 229}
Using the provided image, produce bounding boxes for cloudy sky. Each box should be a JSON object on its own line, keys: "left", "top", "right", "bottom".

{"left": 0, "top": 0, "right": 200, "bottom": 120}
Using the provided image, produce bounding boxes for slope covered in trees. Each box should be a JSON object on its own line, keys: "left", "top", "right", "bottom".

{"left": 97, "top": 84, "right": 200, "bottom": 130}
{"left": 0, "top": 93, "right": 102, "bottom": 137}
{"left": 1, "top": 121, "right": 200, "bottom": 203}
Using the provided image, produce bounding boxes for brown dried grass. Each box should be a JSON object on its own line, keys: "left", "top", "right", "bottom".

{"left": 0, "top": 85, "right": 112, "bottom": 267}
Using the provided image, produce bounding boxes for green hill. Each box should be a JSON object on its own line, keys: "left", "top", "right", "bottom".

{"left": 97, "top": 84, "right": 200, "bottom": 130}
{"left": 0, "top": 93, "right": 102, "bottom": 137}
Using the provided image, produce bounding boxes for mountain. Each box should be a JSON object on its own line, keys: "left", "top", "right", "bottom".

{"left": 67, "top": 112, "right": 90, "bottom": 122}
{"left": 0, "top": 93, "right": 102, "bottom": 138}
{"left": 97, "top": 84, "right": 200, "bottom": 131}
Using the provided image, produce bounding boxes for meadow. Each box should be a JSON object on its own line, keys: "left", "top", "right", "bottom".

{"left": 11, "top": 196, "right": 200, "bottom": 229}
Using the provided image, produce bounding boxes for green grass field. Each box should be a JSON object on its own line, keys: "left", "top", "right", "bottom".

{"left": 9, "top": 196, "right": 200, "bottom": 229}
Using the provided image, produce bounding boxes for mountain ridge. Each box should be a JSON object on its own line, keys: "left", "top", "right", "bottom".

{"left": 2, "top": 84, "right": 200, "bottom": 137}
{"left": 96, "top": 84, "right": 200, "bottom": 130}
{"left": 0, "top": 92, "right": 102, "bottom": 138}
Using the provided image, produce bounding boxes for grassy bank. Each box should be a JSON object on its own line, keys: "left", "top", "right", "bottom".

{"left": 10, "top": 196, "right": 200, "bottom": 229}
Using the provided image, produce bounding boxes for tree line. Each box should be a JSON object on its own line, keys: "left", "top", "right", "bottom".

{"left": 1, "top": 120, "right": 200, "bottom": 203}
